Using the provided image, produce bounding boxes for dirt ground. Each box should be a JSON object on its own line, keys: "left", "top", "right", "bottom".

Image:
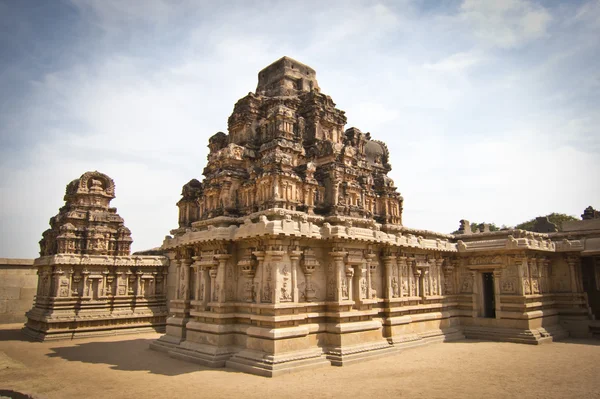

{"left": 0, "top": 324, "right": 599, "bottom": 399}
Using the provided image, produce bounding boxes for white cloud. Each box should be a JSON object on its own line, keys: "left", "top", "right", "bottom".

{"left": 460, "top": 0, "right": 552, "bottom": 48}
{"left": 424, "top": 51, "right": 484, "bottom": 72}
{"left": 0, "top": 1, "right": 598, "bottom": 257}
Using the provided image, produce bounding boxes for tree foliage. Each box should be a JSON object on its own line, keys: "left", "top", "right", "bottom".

{"left": 451, "top": 213, "right": 578, "bottom": 234}
{"left": 514, "top": 213, "right": 578, "bottom": 232}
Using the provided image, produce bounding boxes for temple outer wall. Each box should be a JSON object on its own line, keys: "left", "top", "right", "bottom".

{"left": 0, "top": 258, "right": 36, "bottom": 323}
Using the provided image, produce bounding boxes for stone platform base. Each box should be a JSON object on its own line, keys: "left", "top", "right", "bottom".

{"left": 463, "top": 325, "right": 568, "bottom": 344}
{"left": 150, "top": 327, "right": 466, "bottom": 377}
{"left": 23, "top": 322, "right": 166, "bottom": 341}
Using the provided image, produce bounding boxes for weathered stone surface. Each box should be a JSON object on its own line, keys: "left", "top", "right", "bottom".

{"left": 150, "top": 57, "right": 597, "bottom": 376}
{"left": 0, "top": 259, "right": 36, "bottom": 323}
{"left": 24, "top": 172, "right": 169, "bottom": 341}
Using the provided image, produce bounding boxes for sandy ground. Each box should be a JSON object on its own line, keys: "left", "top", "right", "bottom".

{"left": 0, "top": 324, "right": 599, "bottom": 399}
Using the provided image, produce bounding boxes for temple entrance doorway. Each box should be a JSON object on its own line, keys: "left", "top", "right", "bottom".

{"left": 482, "top": 272, "right": 496, "bottom": 318}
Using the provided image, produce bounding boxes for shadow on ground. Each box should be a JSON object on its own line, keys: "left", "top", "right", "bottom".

{"left": 0, "top": 390, "right": 36, "bottom": 399}
{"left": 46, "top": 339, "right": 238, "bottom": 376}
{"left": 0, "top": 326, "right": 35, "bottom": 343}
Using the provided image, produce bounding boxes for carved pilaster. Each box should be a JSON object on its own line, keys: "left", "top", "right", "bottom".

{"left": 264, "top": 247, "right": 284, "bottom": 304}
{"left": 397, "top": 255, "right": 408, "bottom": 297}
{"left": 214, "top": 254, "right": 231, "bottom": 303}
{"left": 252, "top": 250, "right": 265, "bottom": 303}
{"left": 493, "top": 269, "right": 502, "bottom": 319}
{"left": 191, "top": 256, "right": 202, "bottom": 301}
{"left": 565, "top": 255, "right": 581, "bottom": 293}
{"left": 382, "top": 254, "right": 396, "bottom": 299}
{"left": 329, "top": 249, "right": 348, "bottom": 302}
{"left": 365, "top": 251, "right": 376, "bottom": 299}
{"left": 289, "top": 247, "right": 302, "bottom": 303}
{"left": 301, "top": 248, "right": 319, "bottom": 302}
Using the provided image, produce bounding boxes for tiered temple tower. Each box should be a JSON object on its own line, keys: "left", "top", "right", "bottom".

{"left": 151, "top": 57, "right": 592, "bottom": 376}
{"left": 25, "top": 171, "right": 168, "bottom": 340}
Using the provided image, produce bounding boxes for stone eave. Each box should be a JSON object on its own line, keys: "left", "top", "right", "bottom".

{"left": 33, "top": 254, "right": 168, "bottom": 267}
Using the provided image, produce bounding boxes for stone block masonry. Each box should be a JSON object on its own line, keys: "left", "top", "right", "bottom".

{"left": 150, "top": 57, "right": 594, "bottom": 376}
{"left": 0, "top": 258, "right": 36, "bottom": 323}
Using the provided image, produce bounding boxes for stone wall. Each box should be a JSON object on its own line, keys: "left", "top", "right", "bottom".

{"left": 0, "top": 258, "right": 36, "bottom": 323}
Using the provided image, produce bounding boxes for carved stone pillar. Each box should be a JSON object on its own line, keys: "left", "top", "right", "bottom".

{"left": 82, "top": 269, "right": 90, "bottom": 298}
{"left": 365, "top": 252, "right": 376, "bottom": 299}
{"left": 200, "top": 266, "right": 210, "bottom": 308}
{"left": 265, "top": 248, "right": 284, "bottom": 304}
{"left": 566, "top": 255, "right": 579, "bottom": 293}
{"left": 102, "top": 269, "right": 110, "bottom": 297}
{"left": 398, "top": 255, "right": 408, "bottom": 297}
{"left": 192, "top": 256, "right": 202, "bottom": 301}
{"left": 426, "top": 258, "right": 434, "bottom": 297}
{"left": 345, "top": 266, "right": 354, "bottom": 301}
{"left": 413, "top": 268, "right": 422, "bottom": 299}
{"left": 239, "top": 255, "right": 256, "bottom": 303}
{"left": 382, "top": 254, "right": 396, "bottom": 299}
{"left": 214, "top": 254, "right": 231, "bottom": 303}
{"left": 253, "top": 251, "right": 265, "bottom": 303}
{"left": 289, "top": 248, "right": 302, "bottom": 303}
{"left": 329, "top": 249, "right": 348, "bottom": 302}
{"left": 470, "top": 270, "right": 478, "bottom": 318}
{"left": 180, "top": 257, "right": 192, "bottom": 300}
{"left": 51, "top": 268, "right": 64, "bottom": 297}
{"left": 301, "top": 249, "right": 318, "bottom": 302}
{"left": 173, "top": 258, "right": 181, "bottom": 299}
{"left": 209, "top": 267, "right": 218, "bottom": 302}
{"left": 442, "top": 259, "right": 454, "bottom": 295}
{"left": 435, "top": 258, "right": 444, "bottom": 295}
{"left": 136, "top": 270, "right": 143, "bottom": 297}
{"left": 513, "top": 255, "right": 528, "bottom": 295}
{"left": 493, "top": 269, "right": 502, "bottom": 319}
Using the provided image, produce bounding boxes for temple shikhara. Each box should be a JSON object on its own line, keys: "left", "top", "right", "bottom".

{"left": 24, "top": 57, "right": 600, "bottom": 376}
{"left": 25, "top": 171, "right": 168, "bottom": 340}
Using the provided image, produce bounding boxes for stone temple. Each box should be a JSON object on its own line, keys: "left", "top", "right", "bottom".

{"left": 147, "top": 57, "right": 595, "bottom": 376}
{"left": 25, "top": 171, "right": 168, "bottom": 340}
{"left": 17, "top": 57, "right": 599, "bottom": 375}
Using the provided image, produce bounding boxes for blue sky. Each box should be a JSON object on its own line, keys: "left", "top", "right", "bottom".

{"left": 1, "top": 0, "right": 599, "bottom": 258}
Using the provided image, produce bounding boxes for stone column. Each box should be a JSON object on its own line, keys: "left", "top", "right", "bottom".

{"left": 398, "top": 255, "right": 407, "bottom": 297}
{"left": 435, "top": 258, "right": 444, "bottom": 295}
{"left": 442, "top": 260, "right": 454, "bottom": 295}
{"left": 253, "top": 251, "right": 265, "bottom": 303}
{"left": 82, "top": 269, "right": 90, "bottom": 298}
{"left": 174, "top": 258, "right": 182, "bottom": 299}
{"left": 180, "top": 257, "right": 192, "bottom": 300}
{"left": 413, "top": 268, "right": 422, "bottom": 299}
{"left": 51, "top": 268, "right": 64, "bottom": 297}
{"left": 329, "top": 250, "right": 348, "bottom": 302}
{"left": 102, "top": 269, "right": 109, "bottom": 297}
{"left": 512, "top": 256, "right": 526, "bottom": 295}
{"left": 493, "top": 269, "right": 502, "bottom": 319}
{"left": 427, "top": 258, "right": 434, "bottom": 297}
{"left": 200, "top": 266, "right": 210, "bottom": 308}
{"left": 192, "top": 256, "right": 202, "bottom": 301}
{"left": 136, "top": 270, "right": 143, "bottom": 297}
{"left": 209, "top": 267, "right": 218, "bottom": 302}
{"left": 382, "top": 254, "right": 396, "bottom": 299}
{"left": 345, "top": 266, "right": 354, "bottom": 302}
{"left": 214, "top": 254, "right": 231, "bottom": 303}
{"left": 566, "top": 256, "right": 580, "bottom": 293}
{"left": 265, "top": 248, "right": 284, "bottom": 304}
{"left": 470, "top": 270, "right": 478, "bottom": 318}
{"left": 289, "top": 249, "right": 302, "bottom": 303}
{"left": 366, "top": 253, "right": 376, "bottom": 299}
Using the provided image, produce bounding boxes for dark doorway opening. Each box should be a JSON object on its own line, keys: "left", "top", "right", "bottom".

{"left": 482, "top": 272, "right": 496, "bottom": 318}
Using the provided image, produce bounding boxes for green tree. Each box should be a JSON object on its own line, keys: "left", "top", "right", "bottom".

{"left": 515, "top": 213, "right": 578, "bottom": 232}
